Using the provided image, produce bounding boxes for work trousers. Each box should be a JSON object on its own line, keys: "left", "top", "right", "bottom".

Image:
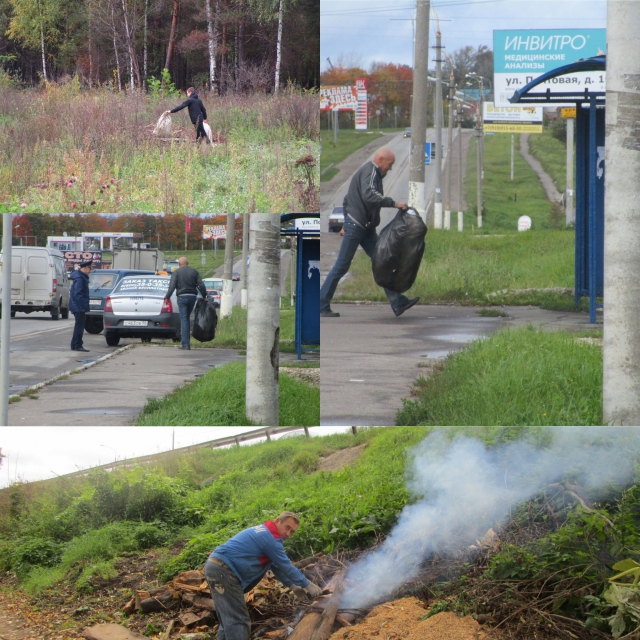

{"left": 70, "top": 311, "right": 86, "bottom": 350}
{"left": 194, "top": 116, "right": 210, "bottom": 144}
{"left": 320, "top": 214, "right": 409, "bottom": 312}
{"left": 177, "top": 295, "right": 197, "bottom": 348}
{"left": 204, "top": 560, "right": 251, "bottom": 640}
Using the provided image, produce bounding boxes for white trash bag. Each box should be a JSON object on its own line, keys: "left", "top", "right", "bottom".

{"left": 203, "top": 121, "right": 214, "bottom": 144}
{"left": 153, "top": 112, "right": 172, "bottom": 137}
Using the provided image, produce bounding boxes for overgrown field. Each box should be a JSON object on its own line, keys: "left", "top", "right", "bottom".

{"left": 0, "top": 86, "right": 319, "bottom": 213}
{"left": 3, "top": 428, "right": 640, "bottom": 639}
{"left": 134, "top": 360, "right": 319, "bottom": 426}
{"left": 336, "top": 229, "right": 582, "bottom": 310}
{"left": 528, "top": 126, "right": 570, "bottom": 193}
{"left": 397, "top": 327, "right": 603, "bottom": 426}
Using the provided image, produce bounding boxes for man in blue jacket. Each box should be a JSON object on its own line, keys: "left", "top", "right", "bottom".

{"left": 165, "top": 87, "right": 210, "bottom": 144}
{"left": 69, "top": 260, "right": 92, "bottom": 352}
{"left": 205, "top": 512, "right": 322, "bottom": 640}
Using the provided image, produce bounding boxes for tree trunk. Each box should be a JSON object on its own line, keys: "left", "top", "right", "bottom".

{"left": 143, "top": 0, "right": 148, "bottom": 87}
{"left": 220, "top": 22, "right": 226, "bottom": 94}
{"left": 274, "top": 0, "right": 283, "bottom": 93}
{"left": 205, "top": 0, "right": 218, "bottom": 93}
{"left": 237, "top": 19, "right": 243, "bottom": 92}
{"left": 111, "top": 3, "right": 122, "bottom": 91}
{"left": 164, "top": 0, "right": 180, "bottom": 77}
{"left": 121, "top": 0, "right": 141, "bottom": 89}
{"left": 37, "top": 0, "right": 48, "bottom": 82}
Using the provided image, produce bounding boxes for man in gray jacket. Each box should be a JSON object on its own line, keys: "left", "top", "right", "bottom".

{"left": 164, "top": 257, "right": 207, "bottom": 349}
{"left": 320, "top": 147, "right": 420, "bottom": 317}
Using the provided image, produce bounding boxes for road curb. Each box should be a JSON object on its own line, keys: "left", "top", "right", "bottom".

{"left": 11, "top": 344, "right": 136, "bottom": 399}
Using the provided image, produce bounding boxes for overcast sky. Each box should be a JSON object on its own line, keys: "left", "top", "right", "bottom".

{"left": 321, "top": 0, "right": 607, "bottom": 73}
{"left": 0, "top": 427, "right": 353, "bottom": 488}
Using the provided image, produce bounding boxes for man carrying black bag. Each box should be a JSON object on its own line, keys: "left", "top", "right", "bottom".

{"left": 321, "top": 147, "right": 420, "bottom": 318}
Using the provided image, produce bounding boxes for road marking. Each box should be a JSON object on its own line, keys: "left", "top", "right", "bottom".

{"left": 8, "top": 325, "right": 71, "bottom": 342}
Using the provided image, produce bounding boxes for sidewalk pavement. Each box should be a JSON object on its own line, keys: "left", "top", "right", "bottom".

{"left": 320, "top": 302, "right": 600, "bottom": 427}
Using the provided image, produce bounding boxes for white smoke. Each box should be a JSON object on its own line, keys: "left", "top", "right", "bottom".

{"left": 340, "top": 427, "right": 640, "bottom": 609}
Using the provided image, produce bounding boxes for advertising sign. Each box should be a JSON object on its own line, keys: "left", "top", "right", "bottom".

{"left": 294, "top": 218, "right": 321, "bottom": 231}
{"left": 493, "top": 29, "right": 606, "bottom": 106}
{"left": 483, "top": 102, "right": 543, "bottom": 133}
{"left": 64, "top": 251, "right": 102, "bottom": 271}
{"left": 561, "top": 107, "right": 577, "bottom": 118}
{"left": 202, "top": 225, "right": 226, "bottom": 240}
{"left": 320, "top": 86, "right": 358, "bottom": 111}
{"left": 354, "top": 77, "right": 368, "bottom": 130}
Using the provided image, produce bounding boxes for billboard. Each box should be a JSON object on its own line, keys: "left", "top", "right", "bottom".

{"left": 202, "top": 225, "right": 226, "bottom": 240}
{"left": 320, "top": 86, "right": 358, "bottom": 111}
{"left": 493, "top": 29, "right": 606, "bottom": 106}
{"left": 64, "top": 251, "right": 103, "bottom": 271}
{"left": 354, "top": 78, "right": 368, "bottom": 130}
{"left": 483, "top": 102, "right": 543, "bottom": 133}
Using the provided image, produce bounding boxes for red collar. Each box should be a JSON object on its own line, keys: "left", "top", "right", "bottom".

{"left": 264, "top": 520, "right": 282, "bottom": 539}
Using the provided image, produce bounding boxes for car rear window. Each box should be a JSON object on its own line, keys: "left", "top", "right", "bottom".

{"left": 90, "top": 272, "right": 119, "bottom": 290}
{"left": 113, "top": 276, "right": 169, "bottom": 296}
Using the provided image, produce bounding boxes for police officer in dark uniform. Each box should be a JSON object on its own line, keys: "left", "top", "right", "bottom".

{"left": 69, "top": 260, "right": 92, "bottom": 352}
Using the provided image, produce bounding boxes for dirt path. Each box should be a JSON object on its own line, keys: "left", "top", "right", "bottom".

{"left": 519, "top": 133, "right": 563, "bottom": 203}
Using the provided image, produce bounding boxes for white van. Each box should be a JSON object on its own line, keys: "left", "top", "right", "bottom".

{"left": 0, "top": 247, "right": 71, "bottom": 320}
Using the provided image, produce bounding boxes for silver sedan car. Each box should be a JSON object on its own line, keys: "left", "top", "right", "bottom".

{"left": 102, "top": 275, "right": 183, "bottom": 347}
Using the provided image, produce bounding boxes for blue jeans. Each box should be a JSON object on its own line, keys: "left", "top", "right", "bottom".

{"left": 70, "top": 311, "right": 86, "bottom": 350}
{"left": 177, "top": 295, "right": 197, "bottom": 348}
{"left": 320, "top": 215, "right": 408, "bottom": 311}
{"left": 204, "top": 560, "right": 251, "bottom": 640}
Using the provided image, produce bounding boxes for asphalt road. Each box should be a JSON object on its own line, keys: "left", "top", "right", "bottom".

{"left": 320, "top": 129, "right": 441, "bottom": 232}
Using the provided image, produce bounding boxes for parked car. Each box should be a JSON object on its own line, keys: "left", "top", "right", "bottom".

{"left": 232, "top": 272, "right": 241, "bottom": 281}
{"left": 103, "top": 275, "right": 184, "bottom": 346}
{"left": 403, "top": 127, "right": 412, "bottom": 138}
{"left": 0, "top": 246, "right": 70, "bottom": 320}
{"left": 85, "top": 269, "right": 155, "bottom": 334}
{"left": 203, "top": 279, "right": 222, "bottom": 308}
{"left": 208, "top": 289, "right": 221, "bottom": 307}
{"left": 328, "top": 206, "right": 344, "bottom": 232}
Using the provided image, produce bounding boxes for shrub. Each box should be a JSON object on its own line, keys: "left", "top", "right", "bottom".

{"left": 133, "top": 522, "right": 170, "bottom": 550}
{"left": 11, "top": 538, "right": 63, "bottom": 576}
{"left": 291, "top": 450, "right": 318, "bottom": 473}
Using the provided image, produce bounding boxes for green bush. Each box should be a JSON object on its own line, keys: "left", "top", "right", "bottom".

{"left": 133, "top": 522, "right": 170, "bottom": 550}
{"left": 550, "top": 116, "right": 567, "bottom": 143}
{"left": 11, "top": 538, "right": 63, "bottom": 576}
{"left": 291, "top": 450, "right": 319, "bottom": 473}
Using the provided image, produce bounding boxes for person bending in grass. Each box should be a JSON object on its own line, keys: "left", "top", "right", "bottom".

{"left": 165, "top": 87, "right": 210, "bottom": 144}
{"left": 204, "top": 512, "right": 322, "bottom": 640}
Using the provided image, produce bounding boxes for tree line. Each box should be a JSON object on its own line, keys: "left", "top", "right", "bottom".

{"left": 0, "top": 0, "right": 319, "bottom": 92}
{"left": 11, "top": 213, "right": 244, "bottom": 251}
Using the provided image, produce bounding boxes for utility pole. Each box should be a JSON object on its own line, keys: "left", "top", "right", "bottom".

{"left": 333, "top": 108, "right": 338, "bottom": 144}
{"left": 603, "top": 0, "right": 640, "bottom": 425}
{"left": 566, "top": 117, "right": 575, "bottom": 224}
{"left": 457, "top": 96, "right": 464, "bottom": 232}
{"left": 444, "top": 65, "right": 454, "bottom": 231}
{"left": 408, "top": 0, "right": 430, "bottom": 224}
{"left": 220, "top": 212, "right": 234, "bottom": 318}
{"left": 0, "top": 214, "right": 12, "bottom": 425}
{"left": 241, "top": 213, "right": 248, "bottom": 309}
{"left": 476, "top": 111, "right": 482, "bottom": 228}
{"left": 246, "top": 214, "right": 280, "bottom": 426}
{"left": 433, "top": 29, "right": 443, "bottom": 229}
{"left": 510, "top": 133, "right": 515, "bottom": 181}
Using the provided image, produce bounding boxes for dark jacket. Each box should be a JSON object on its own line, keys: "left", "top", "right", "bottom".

{"left": 343, "top": 160, "right": 396, "bottom": 230}
{"left": 170, "top": 92, "right": 207, "bottom": 125}
{"left": 210, "top": 521, "right": 310, "bottom": 593}
{"left": 165, "top": 265, "right": 207, "bottom": 299}
{"left": 69, "top": 270, "right": 90, "bottom": 313}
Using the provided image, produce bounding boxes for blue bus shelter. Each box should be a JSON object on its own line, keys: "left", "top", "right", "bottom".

{"left": 280, "top": 214, "right": 320, "bottom": 358}
{"left": 510, "top": 56, "right": 606, "bottom": 324}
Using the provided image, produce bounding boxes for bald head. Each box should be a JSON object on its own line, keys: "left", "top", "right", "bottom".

{"left": 178, "top": 257, "right": 188, "bottom": 266}
{"left": 373, "top": 147, "right": 396, "bottom": 176}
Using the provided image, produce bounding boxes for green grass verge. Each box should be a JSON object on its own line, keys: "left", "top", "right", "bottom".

{"left": 160, "top": 249, "right": 241, "bottom": 277}
{"left": 528, "top": 127, "right": 569, "bottom": 194}
{"left": 134, "top": 360, "right": 319, "bottom": 426}
{"left": 396, "top": 326, "right": 603, "bottom": 426}
{"left": 336, "top": 229, "right": 585, "bottom": 310}
{"left": 320, "top": 130, "right": 384, "bottom": 181}
{"left": 465, "top": 133, "right": 563, "bottom": 232}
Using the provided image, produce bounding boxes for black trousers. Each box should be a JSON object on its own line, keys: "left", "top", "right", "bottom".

{"left": 194, "top": 117, "right": 209, "bottom": 144}
{"left": 71, "top": 311, "right": 86, "bottom": 350}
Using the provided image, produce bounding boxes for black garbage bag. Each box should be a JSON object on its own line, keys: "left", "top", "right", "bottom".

{"left": 192, "top": 298, "right": 218, "bottom": 342}
{"left": 372, "top": 208, "right": 427, "bottom": 293}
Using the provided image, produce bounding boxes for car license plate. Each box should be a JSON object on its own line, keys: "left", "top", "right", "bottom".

{"left": 123, "top": 320, "right": 148, "bottom": 326}
{"left": 90, "top": 298, "right": 101, "bottom": 306}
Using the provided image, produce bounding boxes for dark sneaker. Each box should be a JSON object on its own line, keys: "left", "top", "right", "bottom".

{"left": 393, "top": 297, "right": 420, "bottom": 317}
{"left": 181, "top": 346, "right": 191, "bottom": 350}
{"left": 321, "top": 308, "right": 340, "bottom": 318}
{"left": 74, "top": 347, "right": 90, "bottom": 352}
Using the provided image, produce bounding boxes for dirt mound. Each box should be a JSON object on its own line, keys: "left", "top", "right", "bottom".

{"left": 318, "top": 445, "right": 366, "bottom": 472}
{"left": 329, "top": 597, "right": 490, "bottom": 640}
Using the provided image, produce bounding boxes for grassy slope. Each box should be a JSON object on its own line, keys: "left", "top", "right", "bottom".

{"left": 320, "top": 129, "right": 384, "bottom": 180}
{"left": 134, "top": 360, "right": 319, "bottom": 426}
{"left": 396, "top": 327, "right": 603, "bottom": 426}
{"left": 528, "top": 127, "right": 569, "bottom": 193}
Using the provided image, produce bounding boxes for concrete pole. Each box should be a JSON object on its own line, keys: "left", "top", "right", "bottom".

{"left": 603, "top": 0, "right": 640, "bottom": 425}
{"left": 457, "top": 98, "right": 463, "bottom": 232}
{"left": 444, "top": 71, "right": 454, "bottom": 231}
{"left": 241, "top": 213, "right": 248, "bottom": 309}
{"left": 290, "top": 236, "right": 295, "bottom": 306}
{"left": 408, "top": 0, "right": 430, "bottom": 224}
{"left": 333, "top": 108, "right": 338, "bottom": 145}
{"left": 510, "top": 133, "right": 515, "bottom": 181}
{"left": 0, "top": 214, "right": 12, "bottom": 425}
{"left": 433, "top": 30, "right": 443, "bottom": 229}
{"left": 246, "top": 214, "right": 280, "bottom": 426}
{"left": 566, "top": 117, "right": 575, "bottom": 225}
{"left": 476, "top": 118, "right": 482, "bottom": 228}
{"left": 220, "top": 212, "right": 235, "bottom": 318}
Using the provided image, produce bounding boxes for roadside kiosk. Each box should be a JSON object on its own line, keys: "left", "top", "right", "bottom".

{"left": 280, "top": 214, "right": 320, "bottom": 359}
{"left": 509, "top": 56, "right": 606, "bottom": 324}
